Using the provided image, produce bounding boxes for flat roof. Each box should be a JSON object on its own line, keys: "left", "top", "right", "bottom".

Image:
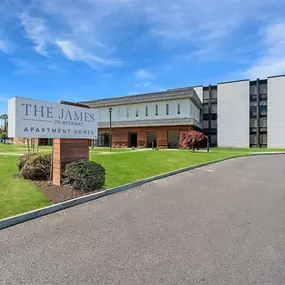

{"left": 79, "top": 87, "right": 202, "bottom": 109}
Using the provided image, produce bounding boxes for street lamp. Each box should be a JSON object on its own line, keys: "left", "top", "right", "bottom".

{"left": 109, "top": 107, "right": 112, "bottom": 151}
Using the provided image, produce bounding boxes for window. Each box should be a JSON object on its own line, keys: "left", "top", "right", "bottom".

{"left": 203, "top": 105, "right": 209, "bottom": 114}
{"left": 260, "top": 83, "right": 267, "bottom": 94}
{"left": 203, "top": 89, "right": 209, "bottom": 100}
{"left": 166, "top": 104, "right": 169, "bottom": 115}
{"left": 250, "top": 118, "right": 257, "bottom": 128}
{"left": 145, "top": 106, "right": 148, "bottom": 116}
{"left": 136, "top": 108, "right": 139, "bottom": 117}
{"left": 260, "top": 105, "right": 267, "bottom": 116}
{"left": 203, "top": 114, "right": 210, "bottom": 120}
{"left": 211, "top": 113, "right": 217, "bottom": 120}
{"left": 211, "top": 120, "right": 217, "bottom": 128}
{"left": 155, "top": 105, "right": 158, "bottom": 116}
{"left": 260, "top": 134, "right": 267, "bottom": 144}
{"left": 260, "top": 94, "right": 267, "bottom": 100}
{"left": 250, "top": 134, "right": 257, "bottom": 144}
{"left": 250, "top": 106, "right": 257, "bottom": 117}
{"left": 211, "top": 88, "right": 217, "bottom": 99}
{"left": 250, "top": 127, "right": 257, "bottom": 134}
{"left": 211, "top": 135, "right": 217, "bottom": 144}
{"left": 177, "top": 103, "right": 181, "bottom": 114}
{"left": 118, "top": 108, "right": 120, "bottom": 118}
{"left": 250, "top": 94, "right": 257, "bottom": 102}
{"left": 250, "top": 84, "right": 257, "bottom": 94}
{"left": 211, "top": 104, "right": 217, "bottom": 113}
{"left": 203, "top": 120, "right": 209, "bottom": 129}
{"left": 127, "top": 108, "right": 129, "bottom": 118}
{"left": 260, "top": 117, "right": 267, "bottom": 127}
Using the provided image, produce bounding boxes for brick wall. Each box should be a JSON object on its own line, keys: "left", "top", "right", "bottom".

{"left": 100, "top": 125, "right": 194, "bottom": 148}
{"left": 53, "top": 139, "right": 89, "bottom": 185}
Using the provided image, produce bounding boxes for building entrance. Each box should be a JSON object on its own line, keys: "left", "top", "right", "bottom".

{"left": 128, "top": 133, "right": 138, "bottom": 147}
{"left": 147, "top": 131, "right": 157, "bottom": 148}
{"left": 168, "top": 130, "right": 179, "bottom": 148}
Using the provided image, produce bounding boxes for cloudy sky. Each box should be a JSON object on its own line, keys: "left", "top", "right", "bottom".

{"left": 0, "top": 0, "right": 285, "bottom": 113}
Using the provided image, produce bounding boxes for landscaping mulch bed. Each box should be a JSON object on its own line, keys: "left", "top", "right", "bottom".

{"left": 34, "top": 181, "right": 103, "bottom": 204}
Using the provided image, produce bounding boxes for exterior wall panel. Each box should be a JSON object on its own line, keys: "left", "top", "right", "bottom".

{"left": 217, "top": 81, "right": 250, "bottom": 147}
{"left": 194, "top": 86, "right": 203, "bottom": 102}
{"left": 268, "top": 76, "right": 285, "bottom": 147}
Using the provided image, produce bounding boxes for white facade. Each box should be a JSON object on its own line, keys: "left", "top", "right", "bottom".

{"left": 217, "top": 81, "right": 250, "bottom": 147}
{"left": 97, "top": 99, "right": 200, "bottom": 123}
{"left": 194, "top": 86, "right": 203, "bottom": 102}
{"left": 268, "top": 76, "right": 285, "bottom": 147}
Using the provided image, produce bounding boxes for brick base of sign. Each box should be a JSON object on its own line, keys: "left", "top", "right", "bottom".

{"left": 52, "top": 139, "right": 89, "bottom": 186}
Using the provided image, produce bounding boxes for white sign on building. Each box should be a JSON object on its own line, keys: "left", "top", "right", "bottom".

{"left": 8, "top": 97, "right": 98, "bottom": 139}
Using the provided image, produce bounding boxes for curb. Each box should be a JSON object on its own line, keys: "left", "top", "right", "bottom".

{"left": 1, "top": 152, "right": 285, "bottom": 230}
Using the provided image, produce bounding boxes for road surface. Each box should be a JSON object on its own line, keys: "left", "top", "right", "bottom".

{"left": 1, "top": 155, "right": 285, "bottom": 285}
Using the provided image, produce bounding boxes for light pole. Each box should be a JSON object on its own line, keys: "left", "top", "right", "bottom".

{"left": 109, "top": 107, "right": 112, "bottom": 151}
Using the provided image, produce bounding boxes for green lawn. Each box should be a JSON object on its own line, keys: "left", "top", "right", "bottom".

{"left": 1, "top": 144, "right": 285, "bottom": 219}
{"left": 0, "top": 145, "right": 51, "bottom": 153}
{"left": 0, "top": 155, "right": 51, "bottom": 219}
{"left": 0, "top": 145, "right": 131, "bottom": 153}
{"left": 90, "top": 147, "right": 133, "bottom": 153}
{"left": 91, "top": 149, "right": 248, "bottom": 188}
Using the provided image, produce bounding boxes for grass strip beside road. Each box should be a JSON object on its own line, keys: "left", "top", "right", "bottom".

{"left": 91, "top": 149, "right": 248, "bottom": 188}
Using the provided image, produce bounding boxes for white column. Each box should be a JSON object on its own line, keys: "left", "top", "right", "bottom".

{"left": 217, "top": 80, "right": 250, "bottom": 147}
{"left": 268, "top": 76, "right": 285, "bottom": 147}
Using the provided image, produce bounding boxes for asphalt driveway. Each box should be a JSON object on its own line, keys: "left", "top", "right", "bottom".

{"left": 1, "top": 155, "right": 285, "bottom": 285}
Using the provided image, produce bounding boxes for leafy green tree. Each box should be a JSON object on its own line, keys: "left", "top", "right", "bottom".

{"left": 0, "top": 114, "right": 8, "bottom": 132}
{"left": 0, "top": 131, "right": 8, "bottom": 139}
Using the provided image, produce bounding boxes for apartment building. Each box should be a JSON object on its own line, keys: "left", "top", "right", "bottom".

{"left": 81, "top": 74, "right": 285, "bottom": 149}
{"left": 81, "top": 88, "right": 202, "bottom": 148}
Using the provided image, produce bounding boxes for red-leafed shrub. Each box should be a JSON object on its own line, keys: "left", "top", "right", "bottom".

{"left": 179, "top": 131, "right": 208, "bottom": 151}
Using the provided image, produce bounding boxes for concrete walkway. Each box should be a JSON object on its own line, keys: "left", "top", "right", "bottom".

{"left": 1, "top": 155, "right": 285, "bottom": 284}
{"left": 94, "top": 149, "right": 150, "bottom": 155}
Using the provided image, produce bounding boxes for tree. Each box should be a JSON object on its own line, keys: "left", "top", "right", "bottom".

{"left": 0, "top": 114, "right": 8, "bottom": 132}
{"left": 0, "top": 131, "right": 8, "bottom": 140}
{"left": 179, "top": 131, "right": 208, "bottom": 151}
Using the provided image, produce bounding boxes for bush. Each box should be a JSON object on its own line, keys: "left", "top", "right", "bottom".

{"left": 0, "top": 131, "right": 8, "bottom": 139}
{"left": 21, "top": 153, "right": 52, "bottom": 181}
{"left": 179, "top": 131, "right": 208, "bottom": 151}
{"left": 64, "top": 160, "right": 105, "bottom": 192}
{"left": 17, "top": 153, "right": 38, "bottom": 171}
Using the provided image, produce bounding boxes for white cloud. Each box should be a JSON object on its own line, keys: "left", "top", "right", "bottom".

{"left": 17, "top": 5, "right": 124, "bottom": 68}
{"left": 0, "top": 40, "right": 16, "bottom": 53}
{"left": 11, "top": 58, "right": 68, "bottom": 74}
{"left": 19, "top": 13, "right": 50, "bottom": 57}
{"left": 56, "top": 40, "right": 123, "bottom": 67}
{"left": 135, "top": 69, "right": 155, "bottom": 80}
{"left": 1, "top": 0, "right": 285, "bottom": 75}
{"left": 0, "top": 40, "right": 8, "bottom": 53}
{"left": 244, "top": 23, "right": 285, "bottom": 78}
{"left": 142, "top": 0, "right": 271, "bottom": 43}
{"left": 55, "top": 40, "right": 78, "bottom": 60}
